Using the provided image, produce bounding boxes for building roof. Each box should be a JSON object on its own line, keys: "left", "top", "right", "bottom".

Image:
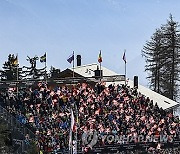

{"left": 70, "top": 63, "right": 119, "bottom": 77}
{"left": 69, "top": 63, "right": 178, "bottom": 110}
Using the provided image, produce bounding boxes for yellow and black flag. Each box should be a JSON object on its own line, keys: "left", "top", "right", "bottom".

{"left": 40, "top": 53, "right": 46, "bottom": 63}
{"left": 13, "top": 55, "right": 18, "bottom": 66}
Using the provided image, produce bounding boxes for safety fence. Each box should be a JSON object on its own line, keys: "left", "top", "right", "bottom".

{"left": 0, "top": 104, "right": 35, "bottom": 154}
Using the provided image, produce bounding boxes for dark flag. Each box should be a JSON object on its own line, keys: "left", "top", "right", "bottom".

{"left": 122, "top": 51, "right": 126, "bottom": 63}
{"left": 67, "top": 53, "right": 74, "bottom": 64}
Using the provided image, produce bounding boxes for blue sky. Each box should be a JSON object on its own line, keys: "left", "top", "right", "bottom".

{"left": 0, "top": 0, "right": 180, "bottom": 86}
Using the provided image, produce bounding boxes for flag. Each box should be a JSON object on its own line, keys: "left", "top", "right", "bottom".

{"left": 67, "top": 53, "right": 74, "bottom": 64}
{"left": 98, "top": 50, "right": 102, "bottom": 63}
{"left": 122, "top": 50, "right": 126, "bottom": 63}
{"left": 70, "top": 109, "right": 75, "bottom": 132}
{"left": 13, "top": 56, "right": 18, "bottom": 66}
{"left": 40, "top": 53, "right": 46, "bottom": 63}
{"left": 69, "top": 109, "right": 75, "bottom": 152}
{"left": 69, "top": 128, "right": 72, "bottom": 152}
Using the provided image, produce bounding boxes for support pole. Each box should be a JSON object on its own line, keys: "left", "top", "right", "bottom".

{"left": 125, "top": 61, "right": 126, "bottom": 85}
{"left": 45, "top": 52, "right": 47, "bottom": 84}
{"left": 75, "top": 104, "right": 78, "bottom": 154}
{"left": 100, "top": 62, "right": 102, "bottom": 81}
{"left": 73, "top": 51, "right": 75, "bottom": 78}
{"left": 16, "top": 53, "right": 19, "bottom": 94}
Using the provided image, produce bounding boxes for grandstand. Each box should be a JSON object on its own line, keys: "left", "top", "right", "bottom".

{"left": 0, "top": 63, "right": 179, "bottom": 154}
{"left": 69, "top": 63, "right": 179, "bottom": 110}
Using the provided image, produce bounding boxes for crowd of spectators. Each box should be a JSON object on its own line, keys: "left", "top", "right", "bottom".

{"left": 0, "top": 82, "right": 179, "bottom": 153}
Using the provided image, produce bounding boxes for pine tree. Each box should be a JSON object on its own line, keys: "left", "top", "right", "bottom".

{"left": 0, "top": 54, "right": 22, "bottom": 81}
{"left": 50, "top": 66, "right": 61, "bottom": 78}
{"left": 142, "top": 14, "right": 180, "bottom": 101}
{"left": 22, "top": 56, "right": 46, "bottom": 80}
{"left": 142, "top": 29, "right": 164, "bottom": 94}
{"left": 160, "top": 14, "right": 180, "bottom": 100}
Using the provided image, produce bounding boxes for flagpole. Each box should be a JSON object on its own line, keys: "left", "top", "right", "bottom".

{"left": 75, "top": 104, "right": 78, "bottom": 154}
{"left": 45, "top": 52, "right": 47, "bottom": 84}
{"left": 100, "top": 61, "right": 102, "bottom": 81}
{"left": 69, "top": 108, "right": 74, "bottom": 154}
{"left": 69, "top": 108, "right": 72, "bottom": 154}
{"left": 124, "top": 50, "right": 126, "bottom": 85}
{"left": 71, "top": 129, "right": 73, "bottom": 154}
{"left": 99, "top": 50, "right": 102, "bottom": 81}
{"left": 125, "top": 61, "right": 126, "bottom": 85}
{"left": 69, "top": 127, "right": 72, "bottom": 154}
{"left": 16, "top": 53, "right": 19, "bottom": 94}
{"left": 73, "top": 51, "right": 75, "bottom": 78}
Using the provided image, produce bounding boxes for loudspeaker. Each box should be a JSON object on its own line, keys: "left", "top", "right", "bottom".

{"left": 94, "top": 70, "right": 103, "bottom": 77}
{"left": 77, "top": 55, "right": 81, "bottom": 66}
{"left": 134, "top": 76, "right": 138, "bottom": 88}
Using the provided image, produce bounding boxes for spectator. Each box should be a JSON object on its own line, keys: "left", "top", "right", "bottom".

{"left": 0, "top": 82, "right": 179, "bottom": 153}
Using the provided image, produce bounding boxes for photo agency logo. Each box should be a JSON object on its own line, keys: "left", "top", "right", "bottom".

{"left": 82, "top": 131, "right": 179, "bottom": 148}
{"left": 82, "top": 131, "right": 98, "bottom": 148}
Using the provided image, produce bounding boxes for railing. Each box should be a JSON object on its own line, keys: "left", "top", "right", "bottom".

{"left": 91, "top": 141, "right": 180, "bottom": 153}
{"left": 0, "top": 75, "right": 125, "bottom": 88}
{"left": 166, "top": 103, "right": 180, "bottom": 118}
{"left": 0, "top": 104, "right": 36, "bottom": 154}
{"left": 173, "top": 105, "right": 180, "bottom": 118}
